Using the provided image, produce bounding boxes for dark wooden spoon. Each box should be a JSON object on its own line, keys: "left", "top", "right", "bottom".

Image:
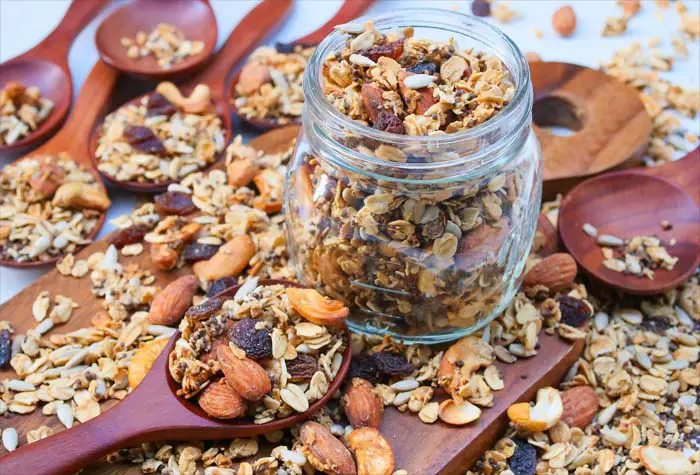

{"left": 0, "top": 0, "right": 112, "bottom": 155}
{"left": 559, "top": 148, "right": 700, "bottom": 295}
{"left": 95, "top": 0, "right": 218, "bottom": 81}
{"left": 229, "top": 0, "right": 375, "bottom": 130}
{"left": 89, "top": 0, "right": 293, "bottom": 194}
{"left": 0, "top": 279, "right": 352, "bottom": 475}
{"left": 0, "top": 61, "right": 119, "bottom": 269}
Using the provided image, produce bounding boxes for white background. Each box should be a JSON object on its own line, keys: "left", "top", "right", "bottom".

{"left": 1, "top": 0, "right": 699, "bottom": 302}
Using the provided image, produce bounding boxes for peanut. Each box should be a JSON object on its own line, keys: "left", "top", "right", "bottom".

{"left": 52, "top": 182, "right": 111, "bottom": 211}
{"left": 148, "top": 274, "right": 199, "bottom": 326}
{"left": 192, "top": 234, "right": 255, "bottom": 281}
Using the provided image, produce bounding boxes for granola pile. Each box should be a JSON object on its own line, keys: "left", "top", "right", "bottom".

{"left": 233, "top": 44, "right": 314, "bottom": 124}
{"left": 0, "top": 154, "right": 109, "bottom": 264}
{"left": 120, "top": 23, "right": 205, "bottom": 70}
{"left": 0, "top": 81, "right": 54, "bottom": 146}
{"left": 95, "top": 82, "right": 225, "bottom": 184}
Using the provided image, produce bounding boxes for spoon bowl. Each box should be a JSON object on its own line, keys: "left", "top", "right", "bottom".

{"left": 95, "top": 0, "right": 217, "bottom": 81}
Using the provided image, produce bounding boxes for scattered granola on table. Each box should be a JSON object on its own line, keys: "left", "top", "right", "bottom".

{"left": 0, "top": 81, "right": 54, "bottom": 146}
{"left": 233, "top": 44, "right": 315, "bottom": 124}
{"left": 120, "top": 23, "right": 205, "bottom": 69}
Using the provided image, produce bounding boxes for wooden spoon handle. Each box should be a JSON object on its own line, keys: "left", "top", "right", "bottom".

{"left": 636, "top": 148, "right": 700, "bottom": 208}
{"left": 189, "top": 0, "right": 294, "bottom": 96}
{"left": 295, "top": 0, "right": 375, "bottom": 45}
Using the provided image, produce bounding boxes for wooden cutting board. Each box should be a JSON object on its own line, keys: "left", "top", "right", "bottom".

{"left": 0, "top": 125, "right": 584, "bottom": 475}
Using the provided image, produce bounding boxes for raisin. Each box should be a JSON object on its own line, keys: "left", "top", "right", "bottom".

{"left": 509, "top": 439, "right": 537, "bottom": 475}
{"left": 146, "top": 92, "right": 177, "bottom": 118}
{"left": 275, "top": 42, "right": 314, "bottom": 54}
{"left": 406, "top": 62, "right": 437, "bottom": 75}
{"left": 558, "top": 296, "right": 592, "bottom": 327}
{"left": 349, "top": 353, "right": 382, "bottom": 384}
{"left": 183, "top": 243, "right": 220, "bottom": 263}
{"left": 154, "top": 191, "right": 196, "bottom": 215}
{"left": 372, "top": 351, "right": 413, "bottom": 377}
{"left": 471, "top": 0, "right": 492, "bottom": 17}
{"left": 286, "top": 354, "right": 319, "bottom": 382}
{"left": 373, "top": 111, "right": 405, "bottom": 134}
{"left": 207, "top": 276, "right": 238, "bottom": 297}
{"left": 185, "top": 296, "right": 225, "bottom": 320}
{"left": 229, "top": 318, "right": 272, "bottom": 360}
{"left": 357, "top": 39, "right": 404, "bottom": 62}
{"left": 640, "top": 316, "right": 671, "bottom": 334}
{"left": 107, "top": 224, "right": 149, "bottom": 249}
{"left": 0, "top": 329, "right": 11, "bottom": 368}
{"left": 123, "top": 125, "right": 166, "bottom": 155}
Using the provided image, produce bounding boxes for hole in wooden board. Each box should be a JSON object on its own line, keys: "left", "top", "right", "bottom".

{"left": 533, "top": 96, "right": 585, "bottom": 137}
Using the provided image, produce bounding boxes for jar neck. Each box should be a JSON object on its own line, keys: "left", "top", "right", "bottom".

{"left": 302, "top": 8, "right": 533, "bottom": 184}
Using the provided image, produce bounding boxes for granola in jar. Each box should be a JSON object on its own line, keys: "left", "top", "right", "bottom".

{"left": 94, "top": 82, "right": 225, "bottom": 184}
{"left": 0, "top": 81, "right": 54, "bottom": 146}
{"left": 285, "top": 11, "right": 541, "bottom": 342}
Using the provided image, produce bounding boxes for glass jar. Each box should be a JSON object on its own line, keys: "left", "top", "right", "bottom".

{"left": 284, "top": 9, "right": 542, "bottom": 343}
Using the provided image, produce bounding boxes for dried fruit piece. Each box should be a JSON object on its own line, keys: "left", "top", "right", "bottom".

{"left": 439, "top": 336, "right": 494, "bottom": 398}
{"left": 0, "top": 329, "right": 11, "bottom": 368}
{"left": 198, "top": 379, "right": 247, "bottom": 420}
{"left": 148, "top": 275, "right": 199, "bottom": 326}
{"left": 286, "top": 288, "right": 349, "bottom": 327}
{"left": 128, "top": 338, "right": 169, "bottom": 388}
{"left": 192, "top": 235, "right": 256, "bottom": 281}
{"left": 372, "top": 351, "right": 413, "bottom": 377}
{"left": 639, "top": 446, "right": 696, "bottom": 475}
{"left": 300, "top": 421, "right": 356, "bottom": 475}
{"left": 507, "top": 387, "right": 563, "bottom": 431}
{"left": 123, "top": 125, "right": 166, "bottom": 155}
{"left": 552, "top": 5, "right": 577, "bottom": 38}
{"left": 185, "top": 296, "right": 225, "bottom": 320}
{"left": 154, "top": 191, "right": 196, "bottom": 215}
{"left": 217, "top": 344, "right": 271, "bottom": 401}
{"left": 438, "top": 399, "right": 482, "bottom": 425}
{"left": 406, "top": 62, "right": 437, "bottom": 75}
{"left": 558, "top": 296, "right": 591, "bottom": 327}
{"left": 347, "top": 427, "right": 395, "bottom": 475}
{"left": 108, "top": 224, "right": 149, "bottom": 248}
{"left": 286, "top": 354, "right": 319, "bottom": 382}
{"left": 373, "top": 110, "right": 405, "bottom": 134}
{"left": 229, "top": 318, "right": 272, "bottom": 360}
{"left": 522, "top": 253, "right": 577, "bottom": 293}
{"left": 52, "top": 182, "right": 111, "bottom": 211}
{"left": 560, "top": 385, "right": 598, "bottom": 428}
{"left": 183, "top": 243, "right": 220, "bottom": 263}
{"left": 356, "top": 39, "right": 404, "bottom": 62}
{"left": 349, "top": 353, "right": 382, "bottom": 384}
{"left": 509, "top": 439, "right": 537, "bottom": 475}
{"left": 207, "top": 276, "right": 237, "bottom": 297}
{"left": 343, "top": 378, "right": 383, "bottom": 429}
{"left": 146, "top": 92, "right": 177, "bottom": 118}
{"left": 471, "top": 0, "right": 492, "bottom": 17}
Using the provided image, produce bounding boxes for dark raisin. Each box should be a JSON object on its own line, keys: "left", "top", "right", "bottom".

{"left": 146, "top": 92, "right": 177, "bottom": 118}
{"left": 229, "top": 319, "right": 272, "bottom": 360}
{"left": 509, "top": 439, "right": 537, "bottom": 475}
{"left": 640, "top": 316, "right": 671, "bottom": 334}
{"left": 185, "top": 296, "right": 225, "bottom": 320}
{"left": 154, "top": 191, "right": 196, "bottom": 215}
{"left": 0, "top": 329, "right": 11, "bottom": 368}
{"left": 357, "top": 40, "right": 404, "bottom": 62}
{"left": 471, "top": 0, "right": 491, "bottom": 17}
{"left": 373, "top": 111, "right": 405, "bottom": 134}
{"left": 207, "top": 276, "right": 238, "bottom": 297}
{"left": 123, "top": 125, "right": 167, "bottom": 155}
{"left": 406, "top": 62, "right": 437, "bottom": 75}
{"left": 348, "top": 353, "right": 382, "bottom": 384}
{"left": 286, "top": 354, "right": 319, "bottom": 382}
{"left": 274, "top": 42, "right": 314, "bottom": 54}
{"left": 558, "top": 296, "right": 592, "bottom": 327}
{"left": 183, "top": 243, "right": 220, "bottom": 263}
{"left": 107, "top": 224, "right": 150, "bottom": 249}
{"left": 372, "top": 351, "right": 414, "bottom": 376}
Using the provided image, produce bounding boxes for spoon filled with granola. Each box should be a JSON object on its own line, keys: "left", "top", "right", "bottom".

{"left": 229, "top": 0, "right": 374, "bottom": 130}
{"left": 0, "top": 280, "right": 352, "bottom": 475}
{"left": 89, "top": 0, "right": 293, "bottom": 193}
{"left": 94, "top": 0, "right": 218, "bottom": 80}
{"left": 0, "top": 61, "right": 116, "bottom": 268}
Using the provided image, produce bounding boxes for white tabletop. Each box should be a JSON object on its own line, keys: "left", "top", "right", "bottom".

{"left": 1, "top": 0, "right": 698, "bottom": 302}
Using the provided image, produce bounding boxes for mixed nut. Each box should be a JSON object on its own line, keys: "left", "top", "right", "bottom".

{"left": 120, "top": 23, "right": 205, "bottom": 70}
{"left": 0, "top": 81, "right": 54, "bottom": 146}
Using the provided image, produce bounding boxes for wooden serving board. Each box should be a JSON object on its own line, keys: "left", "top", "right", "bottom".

{"left": 0, "top": 126, "right": 584, "bottom": 475}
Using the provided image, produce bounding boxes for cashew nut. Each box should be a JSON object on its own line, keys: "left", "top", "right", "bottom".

{"left": 155, "top": 82, "right": 212, "bottom": 114}
{"left": 52, "top": 182, "right": 111, "bottom": 211}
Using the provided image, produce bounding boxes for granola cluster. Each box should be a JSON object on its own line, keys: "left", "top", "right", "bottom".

{"left": 0, "top": 154, "right": 107, "bottom": 263}
{"left": 233, "top": 44, "right": 314, "bottom": 124}
{"left": 120, "top": 23, "right": 205, "bottom": 69}
{"left": 0, "top": 81, "right": 54, "bottom": 146}
{"left": 95, "top": 82, "right": 225, "bottom": 184}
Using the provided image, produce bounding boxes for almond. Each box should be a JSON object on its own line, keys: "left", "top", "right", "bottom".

{"left": 552, "top": 5, "right": 577, "bottom": 38}
{"left": 286, "top": 288, "right": 349, "bottom": 327}
{"left": 361, "top": 83, "right": 384, "bottom": 123}
{"left": 128, "top": 338, "right": 169, "bottom": 389}
{"left": 192, "top": 234, "right": 256, "bottom": 281}
{"left": 534, "top": 213, "right": 558, "bottom": 256}
{"left": 523, "top": 252, "right": 577, "bottom": 292}
{"left": 29, "top": 162, "right": 65, "bottom": 199}
{"left": 300, "top": 421, "right": 356, "bottom": 475}
{"left": 347, "top": 427, "right": 395, "bottom": 475}
{"left": 227, "top": 157, "right": 259, "bottom": 187}
{"left": 217, "top": 344, "right": 271, "bottom": 401}
{"left": 438, "top": 399, "right": 482, "bottom": 425}
{"left": 560, "top": 385, "right": 599, "bottom": 428}
{"left": 198, "top": 379, "right": 247, "bottom": 420}
{"left": 457, "top": 221, "right": 510, "bottom": 271}
{"left": 148, "top": 275, "right": 199, "bottom": 326}
{"left": 343, "top": 378, "right": 383, "bottom": 429}
{"left": 237, "top": 63, "right": 270, "bottom": 95}
{"left": 398, "top": 70, "right": 437, "bottom": 115}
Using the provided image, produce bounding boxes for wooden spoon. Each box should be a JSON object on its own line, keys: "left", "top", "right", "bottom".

{"left": 95, "top": 0, "right": 218, "bottom": 81}
{"left": 0, "top": 61, "right": 118, "bottom": 269}
{"left": 559, "top": 148, "right": 700, "bottom": 295}
{"left": 0, "top": 0, "right": 112, "bottom": 155}
{"left": 229, "top": 0, "right": 375, "bottom": 130}
{"left": 89, "top": 0, "right": 293, "bottom": 194}
{"left": 0, "top": 279, "right": 352, "bottom": 475}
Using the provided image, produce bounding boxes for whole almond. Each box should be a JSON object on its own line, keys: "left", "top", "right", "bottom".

{"left": 192, "top": 235, "right": 256, "bottom": 281}
{"left": 534, "top": 213, "right": 558, "bottom": 256}
{"left": 237, "top": 63, "right": 270, "bottom": 95}
{"left": 523, "top": 253, "right": 577, "bottom": 292}
{"left": 553, "top": 5, "right": 577, "bottom": 38}
{"left": 342, "top": 378, "right": 383, "bottom": 429}
{"left": 560, "top": 385, "right": 598, "bottom": 428}
{"left": 148, "top": 275, "right": 199, "bottom": 326}
{"left": 217, "top": 344, "right": 271, "bottom": 401}
{"left": 198, "top": 379, "right": 247, "bottom": 420}
{"left": 398, "top": 70, "right": 437, "bottom": 115}
{"left": 300, "top": 421, "right": 356, "bottom": 475}
{"left": 347, "top": 427, "right": 395, "bottom": 475}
